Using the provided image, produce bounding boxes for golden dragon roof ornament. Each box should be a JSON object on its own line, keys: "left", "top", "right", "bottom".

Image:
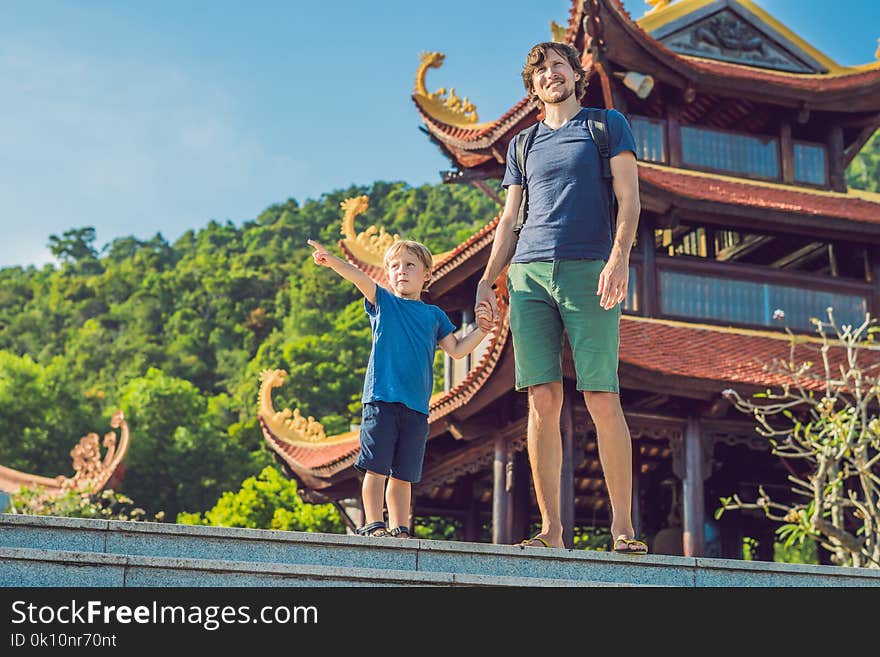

{"left": 258, "top": 370, "right": 357, "bottom": 446}
{"left": 550, "top": 20, "right": 567, "bottom": 43}
{"left": 412, "top": 52, "right": 492, "bottom": 130}
{"left": 0, "top": 410, "right": 130, "bottom": 495}
{"left": 646, "top": 0, "right": 672, "bottom": 12}
{"left": 339, "top": 195, "right": 399, "bottom": 268}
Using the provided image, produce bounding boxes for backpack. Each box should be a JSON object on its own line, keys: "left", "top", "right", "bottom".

{"left": 512, "top": 108, "right": 616, "bottom": 236}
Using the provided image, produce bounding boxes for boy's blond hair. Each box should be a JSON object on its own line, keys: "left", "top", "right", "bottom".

{"left": 384, "top": 240, "right": 434, "bottom": 290}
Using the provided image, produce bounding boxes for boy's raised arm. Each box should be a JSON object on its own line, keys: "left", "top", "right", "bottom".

{"left": 308, "top": 239, "right": 377, "bottom": 305}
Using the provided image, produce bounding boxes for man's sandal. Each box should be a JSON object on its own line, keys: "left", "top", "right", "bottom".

{"left": 517, "top": 534, "right": 551, "bottom": 548}
{"left": 389, "top": 526, "right": 412, "bottom": 539}
{"left": 612, "top": 535, "right": 648, "bottom": 555}
{"left": 355, "top": 521, "right": 391, "bottom": 537}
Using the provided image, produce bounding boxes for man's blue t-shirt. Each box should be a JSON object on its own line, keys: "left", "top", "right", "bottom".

{"left": 362, "top": 285, "right": 456, "bottom": 416}
{"left": 501, "top": 107, "right": 637, "bottom": 263}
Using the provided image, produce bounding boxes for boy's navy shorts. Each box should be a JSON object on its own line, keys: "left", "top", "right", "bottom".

{"left": 354, "top": 401, "right": 429, "bottom": 483}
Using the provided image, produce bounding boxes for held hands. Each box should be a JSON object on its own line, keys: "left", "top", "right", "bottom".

{"left": 475, "top": 281, "right": 498, "bottom": 332}
{"left": 474, "top": 300, "right": 494, "bottom": 334}
{"left": 308, "top": 239, "right": 333, "bottom": 267}
{"left": 597, "top": 256, "right": 628, "bottom": 310}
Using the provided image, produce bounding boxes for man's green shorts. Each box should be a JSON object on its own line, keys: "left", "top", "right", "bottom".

{"left": 507, "top": 259, "right": 621, "bottom": 393}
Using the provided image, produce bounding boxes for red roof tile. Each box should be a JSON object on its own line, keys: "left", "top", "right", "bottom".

{"left": 619, "top": 316, "right": 875, "bottom": 392}
{"left": 638, "top": 162, "right": 880, "bottom": 226}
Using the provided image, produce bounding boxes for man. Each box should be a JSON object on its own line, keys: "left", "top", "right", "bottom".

{"left": 474, "top": 42, "right": 646, "bottom": 553}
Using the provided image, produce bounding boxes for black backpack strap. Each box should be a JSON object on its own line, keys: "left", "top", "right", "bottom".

{"left": 512, "top": 123, "right": 539, "bottom": 236}
{"left": 586, "top": 108, "right": 617, "bottom": 231}
{"left": 587, "top": 108, "right": 612, "bottom": 182}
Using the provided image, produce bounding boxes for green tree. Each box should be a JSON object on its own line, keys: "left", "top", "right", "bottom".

{"left": 177, "top": 465, "right": 344, "bottom": 533}
{"left": 114, "top": 368, "right": 266, "bottom": 519}
{"left": 847, "top": 129, "right": 880, "bottom": 192}
{"left": 0, "top": 351, "right": 103, "bottom": 475}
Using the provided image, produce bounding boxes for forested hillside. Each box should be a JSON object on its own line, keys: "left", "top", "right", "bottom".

{"left": 0, "top": 180, "right": 501, "bottom": 519}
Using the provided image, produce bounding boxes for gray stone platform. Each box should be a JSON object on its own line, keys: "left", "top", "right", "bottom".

{"left": 2, "top": 514, "right": 878, "bottom": 587}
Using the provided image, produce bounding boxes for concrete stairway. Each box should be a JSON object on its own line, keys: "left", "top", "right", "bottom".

{"left": 2, "top": 514, "right": 878, "bottom": 587}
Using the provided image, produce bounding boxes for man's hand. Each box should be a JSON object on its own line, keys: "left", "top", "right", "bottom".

{"left": 475, "top": 280, "right": 498, "bottom": 331}
{"left": 597, "top": 256, "right": 628, "bottom": 310}
{"left": 308, "top": 239, "right": 333, "bottom": 267}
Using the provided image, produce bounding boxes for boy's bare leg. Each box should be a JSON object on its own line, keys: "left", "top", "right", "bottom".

{"left": 525, "top": 381, "right": 565, "bottom": 547}
{"left": 583, "top": 391, "right": 635, "bottom": 543}
{"left": 385, "top": 476, "right": 411, "bottom": 530}
{"left": 361, "top": 471, "right": 387, "bottom": 525}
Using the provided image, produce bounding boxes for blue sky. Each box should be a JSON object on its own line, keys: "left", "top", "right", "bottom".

{"left": 1, "top": 0, "right": 878, "bottom": 268}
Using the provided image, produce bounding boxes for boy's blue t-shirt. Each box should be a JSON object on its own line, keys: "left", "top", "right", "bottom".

{"left": 501, "top": 107, "right": 637, "bottom": 263}
{"left": 362, "top": 285, "right": 456, "bottom": 416}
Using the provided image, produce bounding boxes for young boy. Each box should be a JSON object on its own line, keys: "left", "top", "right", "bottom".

{"left": 308, "top": 238, "right": 492, "bottom": 538}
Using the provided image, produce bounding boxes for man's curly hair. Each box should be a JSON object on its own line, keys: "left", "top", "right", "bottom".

{"left": 521, "top": 42, "right": 587, "bottom": 104}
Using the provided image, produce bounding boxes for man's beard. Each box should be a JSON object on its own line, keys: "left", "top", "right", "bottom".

{"left": 539, "top": 85, "right": 574, "bottom": 105}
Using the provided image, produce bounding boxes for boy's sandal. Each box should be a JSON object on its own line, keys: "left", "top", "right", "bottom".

{"left": 355, "top": 521, "right": 390, "bottom": 537}
{"left": 390, "top": 526, "right": 412, "bottom": 538}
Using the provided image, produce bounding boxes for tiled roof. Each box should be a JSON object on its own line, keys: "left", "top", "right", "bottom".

{"left": 619, "top": 315, "right": 876, "bottom": 392}
{"left": 416, "top": 0, "right": 880, "bottom": 154}
{"left": 432, "top": 213, "right": 500, "bottom": 276}
{"left": 639, "top": 162, "right": 880, "bottom": 226}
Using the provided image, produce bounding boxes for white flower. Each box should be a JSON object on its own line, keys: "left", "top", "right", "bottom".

{"left": 772, "top": 309, "right": 785, "bottom": 321}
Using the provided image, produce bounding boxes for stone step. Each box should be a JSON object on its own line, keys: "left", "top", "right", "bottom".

{"left": 0, "top": 547, "right": 630, "bottom": 587}
{"left": 2, "top": 514, "right": 879, "bottom": 587}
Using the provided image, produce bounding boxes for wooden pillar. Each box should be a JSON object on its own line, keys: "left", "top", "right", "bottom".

{"left": 511, "top": 448, "right": 531, "bottom": 543}
{"left": 632, "top": 440, "right": 642, "bottom": 539}
{"left": 780, "top": 120, "right": 795, "bottom": 184}
{"left": 667, "top": 101, "right": 683, "bottom": 168}
{"left": 639, "top": 217, "right": 657, "bottom": 316}
{"left": 828, "top": 125, "right": 846, "bottom": 192}
{"left": 462, "top": 307, "right": 475, "bottom": 373}
{"left": 492, "top": 433, "right": 510, "bottom": 544}
{"left": 462, "top": 474, "right": 480, "bottom": 542}
{"left": 682, "top": 416, "right": 706, "bottom": 556}
{"left": 560, "top": 389, "right": 575, "bottom": 549}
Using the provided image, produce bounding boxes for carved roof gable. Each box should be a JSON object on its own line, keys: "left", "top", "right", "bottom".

{"left": 648, "top": 0, "right": 826, "bottom": 73}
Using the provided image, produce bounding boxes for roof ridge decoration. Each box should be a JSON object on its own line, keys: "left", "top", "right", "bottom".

{"left": 637, "top": 0, "right": 880, "bottom": 74}
{"left": 412, "top": 52, "right": 493, "bottom": 130}
{"left": 0, "top": 410, "right": 130, "bottom": 495}
{"left": 339, "top": 195, "right": 399, "bottom": 269}
{"left": 258, "top": 369, "right": 357, "bottom": 447}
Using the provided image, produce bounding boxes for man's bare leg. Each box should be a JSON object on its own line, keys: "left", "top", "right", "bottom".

{"left": 385, "top": 476, "right": 411, "bottom": 530}
{"left": 361, "top": 470, "right": 387, "bottom": 525}
{"left": 583, "top": 391, "right": 636, "bottom": 544}
{"left": 525, "top": 381, "right": 565, "bottom": 547}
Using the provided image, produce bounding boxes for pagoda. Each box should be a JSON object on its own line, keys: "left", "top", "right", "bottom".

{"left": 260, "top": 0, "right": 880, "bottom": 560}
